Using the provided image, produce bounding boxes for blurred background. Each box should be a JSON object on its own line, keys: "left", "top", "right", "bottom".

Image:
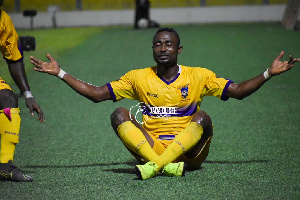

{"left": 2, "top": 0, "right": 290, "bottom": 12}
{"left": 1, "top": 1, "right": 299, "bottom": 30}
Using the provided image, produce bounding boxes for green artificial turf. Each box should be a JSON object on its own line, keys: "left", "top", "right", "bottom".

{"left": 0, "top": 27, "right": 102, "bottom": 85}
{"left": 0, "top": 23, "right": 299, "bottom": 199}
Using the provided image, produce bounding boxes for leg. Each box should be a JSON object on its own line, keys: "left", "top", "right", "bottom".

{"left": 110, "top": 107, "right": 160, "bottom": 163}
{"left": 134, "top": 0, "right": 150, "bottom": 28}
{"left": 0, "top": 89, "right": 18, "bottom": 109}
{"left": 135, "top": 111, "right": 209, "bottom": 179}
{"left": 0, "top": 89, "right": 19, "bottom": 163}
{"left": 178, "top": 111, "right": 213, "bottom": 170}
{"left": 184, "top": 110, "right": 213, "bottom": 158}
{"left": 153, "top": 111, "right": 212, "bottom": 171}
{"left": 132, "top": 110, "right": 212, "bottom": 179}
{"left": 111, "top": 107, "right": 154, "bottom": 147}
{"left": 0, "top": 89, "right": 32, "bottom": 182}
{"left": 112, "top": 107, "right": 173, "bottom": 179}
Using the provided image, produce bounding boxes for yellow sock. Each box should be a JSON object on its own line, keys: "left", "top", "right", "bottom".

{"left": 117, "top": 121, "right": 159, "bottom": 162}
{"left": 153, "top": 122, "right": 203, "bottom": 171}
{"left": 0, "top": 108, "right": 21, "bottom": 163}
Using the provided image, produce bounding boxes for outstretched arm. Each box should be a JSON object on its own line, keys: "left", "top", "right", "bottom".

{"left": 30, "top": 53, "right": 112, "bottom": 103}
{"left": 226, "top": 51, "right": 299, "bottom": 100}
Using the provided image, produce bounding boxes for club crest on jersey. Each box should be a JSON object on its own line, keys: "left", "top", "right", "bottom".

{"left": 178, "top": 84, "right": 189, "bottom": 99}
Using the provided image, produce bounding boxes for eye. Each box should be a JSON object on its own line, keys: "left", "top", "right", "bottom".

{"left": 166, "top": 42, "right": 173, "bottom": 47}
{"left": 153, "top": 43, "right": 161, "bottom": 48}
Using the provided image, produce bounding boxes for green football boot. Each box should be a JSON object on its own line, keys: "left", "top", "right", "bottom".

{"left": 162, "top": 162, "right": 186, "bottom": 177}
{"left": 135, "top": 161, "right": 158, "bottom": 180}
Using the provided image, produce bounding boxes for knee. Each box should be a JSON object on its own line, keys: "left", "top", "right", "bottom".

{"left": 110, "top": 107, "right": 131, "bottom": 127}
{"left": 191, "top": 111, "right": 213, "bottom": 135}
{"left": 0, "top": 89, "right": 18, "bottom": 109}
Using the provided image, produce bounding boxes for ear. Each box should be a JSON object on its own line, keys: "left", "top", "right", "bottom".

{"left": 178, "top": 46, "right": 183, "bottom": 54}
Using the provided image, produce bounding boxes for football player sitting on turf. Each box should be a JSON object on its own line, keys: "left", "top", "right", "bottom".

{"left": 0, "top": 0, "right": 44, "bottom": 182}
{"left": 30, "top": 27, "right": 299, "bottom": 180}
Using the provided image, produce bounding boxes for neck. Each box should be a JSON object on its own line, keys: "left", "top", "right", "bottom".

{"left": 156, "top": 64, "right": 179, "bottom": 82}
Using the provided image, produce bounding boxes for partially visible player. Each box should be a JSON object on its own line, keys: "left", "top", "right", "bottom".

{"left": 0, "top": 0, "right": 44, "bottom": 182}
{"left": 30, "top": 27, "right": 299, "bottom": 180}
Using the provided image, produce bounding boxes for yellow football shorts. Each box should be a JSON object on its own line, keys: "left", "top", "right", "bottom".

{"left": 0, "top": 76, "right": 12, "bottom": 91}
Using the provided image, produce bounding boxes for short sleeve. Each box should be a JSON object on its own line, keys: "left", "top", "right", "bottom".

{"left": 201, "top": 69, "right": 233, "bottom": 101}
{"left": 0, "top": 11, "right": 22, "bottom": 61}
{"left": 107, "top": 71, "right": 139, "bottom": 102}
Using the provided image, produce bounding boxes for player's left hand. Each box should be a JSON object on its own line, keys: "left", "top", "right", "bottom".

{"left": 30, "top": 53, "right": 61, "bottom": 76}
{"left": 25, "top": 97, "right": 45, "bottom": 123}
{"left": 269, "top": 51, "right": 300, "bottom": 76}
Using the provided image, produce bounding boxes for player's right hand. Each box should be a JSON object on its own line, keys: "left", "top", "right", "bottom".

{"left": 268, "top": 51, "right": 300, "bottom": 76}
{"left": 25, "top": 97, "right": 45, "bottom": 123}
{"left": 30, "top": 53, "right": 61, "bottom": 76}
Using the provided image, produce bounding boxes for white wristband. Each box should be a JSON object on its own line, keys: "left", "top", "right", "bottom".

{"left": 57, "top": 69, "right": 66, "bottom": 79}
{"left": 263, "top": 68, "right": 272, "bottom": 80}
{"left": 23, "top": 91, "right": 33, "bottom": 99}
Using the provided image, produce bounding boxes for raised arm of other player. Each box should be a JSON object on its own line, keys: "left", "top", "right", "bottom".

{"left": 226, "top": 51, "right": 299, "bottom": 100}
{"left": 30, "top": 53, "right": 112, "bottom": 103}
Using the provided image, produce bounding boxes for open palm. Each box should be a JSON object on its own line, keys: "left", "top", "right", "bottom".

{"left": 30, "top": 53, "right": 61, "bottom": 76}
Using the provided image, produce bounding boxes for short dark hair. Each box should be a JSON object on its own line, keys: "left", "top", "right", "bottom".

{"left": 0, "top": 0, "right": 4, "bottom": 7}
{"left": 153, "top": 27, "right": 181, "bottom": 46}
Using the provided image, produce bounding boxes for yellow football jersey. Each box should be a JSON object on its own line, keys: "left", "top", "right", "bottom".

{"left": 0, "top": 10, "right": 22, "bottom": 61}
{"left": 0, "top": 10, "right": 22, "bottom": 91}
{"left": 0, "top": 76, "right": 11, "bottom": 90}
{"left": 107, "top": 65, "right": 232, "bottom": 141}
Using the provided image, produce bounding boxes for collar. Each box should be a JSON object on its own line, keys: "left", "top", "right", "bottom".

{"left": 156, "top": 65, "right": 181, "bottom": 85}
{"left": 155, "top": 64, "right": 181, "bottom": 74}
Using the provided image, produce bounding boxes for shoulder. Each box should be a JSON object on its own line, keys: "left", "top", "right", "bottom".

{"left": 180, "top": 65, "right": 215, "bottom": 76}
{"left": 131, "top": 66, "right": 155, "bottom": 72}
{"left": 0, "top": 10, "right": 14, "bottom": 32}
{"left": 0, "top": 10, "right": 12, "bottom": 24}
{"left": 125, "top": 66, "right": 155, "bottom": 76}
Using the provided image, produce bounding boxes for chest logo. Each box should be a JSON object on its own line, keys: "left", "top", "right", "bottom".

{"left": 147, "top": 92, "right": 159, "bottom": 98}
{"left": 179, "top": 84, "right": 189, "bottom": 99}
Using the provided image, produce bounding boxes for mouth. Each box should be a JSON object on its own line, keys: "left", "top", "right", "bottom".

{"left": 158, "top": 54, "right": 169, "bottom": 59}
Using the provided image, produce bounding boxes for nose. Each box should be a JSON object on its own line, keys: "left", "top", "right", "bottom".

{"left": 160, "top": 44, "right": 167, "bottom": 52}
